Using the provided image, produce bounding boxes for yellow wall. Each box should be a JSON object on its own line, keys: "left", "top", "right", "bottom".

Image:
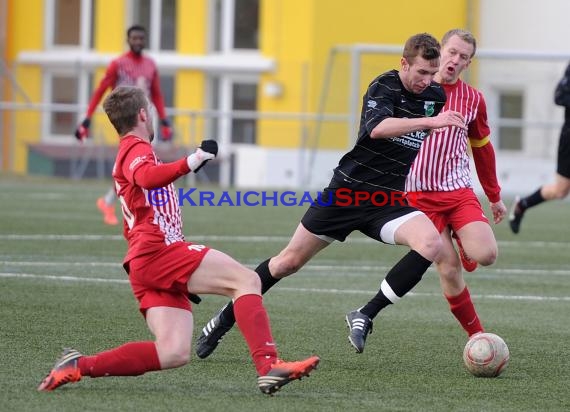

{"left": 175, "top": 0, "right": 207, "bottom": 147}
{"left": 7, "top": 0, "right": 474, "bottom": 173}
{"left": 90, "top": 0, "right": 126, "bottom": 143}
{"left": 257, "top": 0, "right": 469, "bottom": 149}
{"left": 95, "top": 0, "right": 125, "bottom": 52}
{"left": 2, "top": 0, "right": 12, "bottom": 170}
{"left": 10, "top": 0, "right": 43, "bottom": 173}
{"left": 257, "top": 0, "right": 316, "bottom": 148}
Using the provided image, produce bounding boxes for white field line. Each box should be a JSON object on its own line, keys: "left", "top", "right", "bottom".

{"left": 1, "top": 233, "right": 569, "bottom": 249}
{"left": 1, "top": 261, "right": 121, "bottom": 267}
{"left": 2, "top": 260, "right": 570, "bottom": 278}
{"left": 0, "top": 272, "right": 128, "bottom": 284}
{"left": 1, "top": 272, "right": 569, "bottom": 302}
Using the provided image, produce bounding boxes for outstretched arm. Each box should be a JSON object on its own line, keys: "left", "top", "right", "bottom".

{"left": 85, "top": 61, "right": 119, "bottom": 118}
{"left": 126, "top": 141, "right": 218, "bottom": 189}
{"left": 150, "top": 70, "right": 167, "bottom": 120}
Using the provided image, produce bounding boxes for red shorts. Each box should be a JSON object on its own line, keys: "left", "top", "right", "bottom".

{"left": 406, "top": 188, "right": 489, "bottom": 233}
{"left": 126, "top": 241, "right": 210, "bottom": 315}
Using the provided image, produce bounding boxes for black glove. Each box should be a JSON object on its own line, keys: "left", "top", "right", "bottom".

{"left": 187, "top": 140, "right": 218, "bottom": 173}
{"left": 74, "top": 118, "right": 91, "bottom": 141}
{"left": 200, "top": 139, "right": 218, "bottom": 156}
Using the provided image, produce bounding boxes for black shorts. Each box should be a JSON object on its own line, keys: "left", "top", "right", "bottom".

{"left": 556, "top": 125, "right": 570, "bottom": 178}
{"left": 300, "top": 185, "right": 423, "bottom": 244}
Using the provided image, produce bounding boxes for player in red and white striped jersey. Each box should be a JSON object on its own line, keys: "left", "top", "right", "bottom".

{"left": 406, "top": 29, "right": 507, "bottom": 337}
{"left": 38, "top": 86, "right": 320, "bottom": 395}
{"left": 74, "top": 25, "right": 173, "bottom": 226}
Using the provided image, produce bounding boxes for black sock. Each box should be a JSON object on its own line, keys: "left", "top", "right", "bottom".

{"left": 520, "top": 188, "right": 545, "bottom": 211}
{"left": 359, "top": 250, "right": 432, "bottom": 319}
{"left": 219, "top": 258, "right": 280, "bottom": 326}
{"left": 256, "top": 258, "right": 281, "bottom": 293}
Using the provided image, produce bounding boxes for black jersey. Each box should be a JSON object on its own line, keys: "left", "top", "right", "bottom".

{"left": 333, "top": 69, "right": 446, "bottom": 192}
{"left": 554, "top": 62, "right": 570, "bottom": 123}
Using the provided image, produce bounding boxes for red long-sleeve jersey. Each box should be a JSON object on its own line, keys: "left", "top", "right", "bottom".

{"left": 86, "top": 51, "right": 167, "bottom": 120}
{"left": 406, "top": 79, "right": 501, "bottom": 203}
{"left": 113, "top": 135, "right": 189, "bottom": 264}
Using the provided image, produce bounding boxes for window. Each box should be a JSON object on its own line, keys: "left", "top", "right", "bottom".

{"left": 130, "top": 0, "right": 176, "bottom": 51}
{"left": 49, "top": 74, "right": 79, "bottom": 135}
{"left": 46, "top": 0, "right": 95, "bottom": 49}
{"left": 210, "top": 0, "right": 259, "bottom": 52}
{"left": 498, "top": 92, "right": 523, "bottom": 151}
{"left": 157, "top": 74, "right": 175, "bottom": 140}
{"left": 208, "top": 76, "right": 258, "bottom": 145}
{"left": 42, "top": 71, "right": 94, "bottom": 141}
{"left": 132, "top": 0, "right": 151, "bottom": 35}
{"left": 211, "top": 0, "right": 223, "bottom": 52}
{"left": 159, "top": 75, "right": 175, "bottom": 111}
{"left": 160, "top": 0, "right": 176, "bottom": 50}
{"left": 233, "top": 0, "right": 259, "bottom": 49}
{"left": 208, "top": 78, "right": 220, "bottom": 140}
{"left": 54, "top": 0, "right": 80, "bottom": 45}
{"left": 232, "top": 83, "right": 257, "bottom": 143}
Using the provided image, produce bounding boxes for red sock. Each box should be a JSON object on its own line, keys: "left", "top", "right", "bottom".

{"left": 78, "top": 341, "right": 161, "bottom": 378}
{"left": 446, "top": 286, "right": 484, "bottom": 337}
{"left": 233, "top": 294, "right": 278, "bottom": 375}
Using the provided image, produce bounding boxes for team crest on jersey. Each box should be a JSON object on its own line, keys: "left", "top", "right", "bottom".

{"left": 424, "top": 101, "right": 435, "bottom": 117}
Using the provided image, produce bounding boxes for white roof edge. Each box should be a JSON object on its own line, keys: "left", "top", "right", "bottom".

{"left": 16, "top": 50, "right": 276, "bottom": 73}
{"left": 335, "top": 44, "right": 570, "bottom": 60}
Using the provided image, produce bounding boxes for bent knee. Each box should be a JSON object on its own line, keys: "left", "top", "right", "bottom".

{"left": 554, "top": 187, "right": 570, "bottom": 199}
{"left": 415, "top": 233, "right": 443, "bottom": 261}
{"left": 239, "top": 269, "right": 262, "bottom": 290}
{"left": 272, "top": 254, "right": 305, "bottom": 277}
{"left": 478, "top": 248, "right": 498, "bottom": 267}
{"left": 158, "top": 346, "right": 191, "bottom": 369}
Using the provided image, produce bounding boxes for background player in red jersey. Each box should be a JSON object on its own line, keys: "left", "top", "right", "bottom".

{"left": 509, "top": 61, "right": 570, "bottom": 234}
{"left": 74, "top": 25, "right": 173, "bottom": 226}
{"left": 39, "top": 86, "right": 319, "bottom": 395}
{"left": 406, "top": 29, "right": 507, "bottom": 337}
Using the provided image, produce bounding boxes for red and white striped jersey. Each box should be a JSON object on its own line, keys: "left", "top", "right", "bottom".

{"left": 112, "top": 52, "right": 157, "bottom": 94}
{"left": 113, "top": 136, "right": 184, "bottom": 264}
{"left": 86, "top": 51, "right": 167, "bottom": 119}
{"left": 406, "top": 79, "right": 490, "bottom": 192}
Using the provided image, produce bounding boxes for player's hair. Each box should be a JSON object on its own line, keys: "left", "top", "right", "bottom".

{"left": 402, "top": 33, "right": 441, "bottom": 64}
{"left": 441, "top": 28, "right": 477, "bottom": 57}
{"left": 103, "top": 86, "right": 148, "bottom": 136}
{"left": 127, "top": 24, "right": 146, "bottom": 37}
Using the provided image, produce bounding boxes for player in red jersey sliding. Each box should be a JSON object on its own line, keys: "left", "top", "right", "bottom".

{"left": 39, "top": 86, "right": 319, "bottom": 395}
{"left": 406, "top": 29, "right": 507, "bottom": 337}
{"left": 74, "top": 25, "right": 173, "bottom": 226}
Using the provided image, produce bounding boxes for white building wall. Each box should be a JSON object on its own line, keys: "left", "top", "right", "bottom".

{"left": 479, "top": 0, "right": 570, "bottom": 51}
{"left": 476, "top": 0, "right": 570, "bottom": 195}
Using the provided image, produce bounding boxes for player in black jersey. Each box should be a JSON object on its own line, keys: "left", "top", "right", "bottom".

{"left": 196, "top": 33, "right": 467, "bottom": 357}
{"left": 509, "top": 61, "right": 570, "bottom": 234}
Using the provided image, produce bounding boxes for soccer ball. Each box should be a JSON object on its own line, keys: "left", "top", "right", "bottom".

{"left": 463, "top": 332, "right": 509, "bottom": 377}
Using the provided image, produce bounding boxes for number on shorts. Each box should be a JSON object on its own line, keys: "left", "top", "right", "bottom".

{"left": 187, "top": 244, "right": 206, "bottom": 252}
